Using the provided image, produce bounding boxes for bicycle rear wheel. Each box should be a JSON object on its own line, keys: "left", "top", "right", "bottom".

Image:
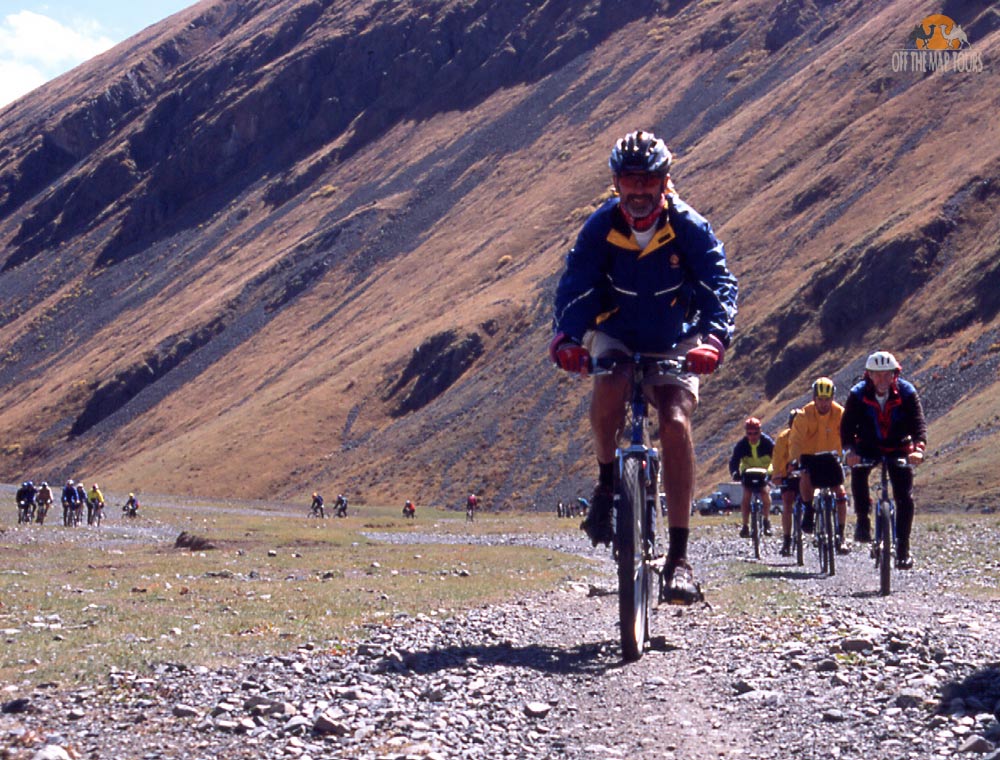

{"left": 794, "top": 502, "right": 804, "bottom": 566}
{"left": 878, "top": 501, "right": 892, "bottom": 596}
{"left": 616, "top": 455, "right": 650, "bottom": 662}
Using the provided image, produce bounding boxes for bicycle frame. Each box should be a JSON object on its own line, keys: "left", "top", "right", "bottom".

{"left": 855, "top": 455, "right": 910, "bottom": 596}
{"left": 592, "top": 353, "right": 686, "bottom": 661}
{"left": 800, "top": 451, "right": 844, "bottom": 576}
{"left": 742, "top": 468, "right": 769, "bottom": 560}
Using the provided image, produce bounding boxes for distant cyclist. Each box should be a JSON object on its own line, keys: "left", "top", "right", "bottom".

{"left": 35, "top": 481, "right": 54, "bottom": 524}
{"left": 403, "top": 499, "right": 415, "bottom": 518}
{"left": 123, "top": 492, "right": 139, "bottom": 517}
{"left": 841, "top": 351, "right": 927, "bottom": 569}
{"left": 61, "top": 480, "right": 79, "bottom": 525}
{"left": 789, "top": 377, "right": 850, "bottom": 555}
{"left": 771, "top": 408, "right": 803, "bottom": 556}
{"left": 334, "top": 494, "right": 348, "bottom": 517}
{"left": 466, "top": 492, "right": 478, "bottom": 520}
{"left": 309, "top": 492, "right": 325, "bottom": 518}
{"left": 87, "top": 483, "right": 105, "bottom": 525}
{"left": 729, "top": 417, "right": 774, "bottom": 539}
{"left": 16, "top": 481, "right": 37, "bottom": 522}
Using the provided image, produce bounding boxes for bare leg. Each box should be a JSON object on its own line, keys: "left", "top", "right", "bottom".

{"left": 590, "top": 372, "right": 630, "bottom": 464}
{"left": 651, "top": 385, "right": 697, "bottom": 532}
{"left": 781, "top": 490, "right": 794, "bottom": 536}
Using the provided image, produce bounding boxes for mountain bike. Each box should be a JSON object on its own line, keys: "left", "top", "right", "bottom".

{"left": 742, "top": 468, "right": 769, "bottom": 559}
{"left": 792, "top": 493, "right": 805, "bottom": 566}
{"left": 17, "top": 499, "right": 34, "bottom": 524}
{"left": 591, "top": 353, "right": 687, "bottom": 662}
{"left": 782, "top": 473, "right": 805, "bottom": 566}
{"left": 801, "top": 452, "right": 844, "bottom": 576}
{"left": 853, "top": 455, "right": 912, "bottom": 596}
{"left": 36, "top": 498, "right": 51, "bottom": 525}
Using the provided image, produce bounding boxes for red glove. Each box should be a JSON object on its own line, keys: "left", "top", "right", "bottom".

{"left": 549, "top": 333, "right": 590, "bottom": 374}
{"left": 685, "top": 335, "right": 726, "bottom": 374}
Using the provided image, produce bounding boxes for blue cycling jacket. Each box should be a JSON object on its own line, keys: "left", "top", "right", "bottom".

{"left": 552, "top": 194, "right": 737, "bottom": 353}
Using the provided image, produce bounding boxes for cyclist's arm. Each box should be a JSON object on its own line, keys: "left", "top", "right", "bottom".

{"left": 552, "top": 214, "right": 612, "bottom": 343}
{"left": 669, "top": 199, "right": 737, "bottom": 348}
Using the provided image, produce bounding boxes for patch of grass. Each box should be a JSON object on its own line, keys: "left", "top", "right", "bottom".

{"left": 0, "top": 503, "right": 589, "bottom": 688}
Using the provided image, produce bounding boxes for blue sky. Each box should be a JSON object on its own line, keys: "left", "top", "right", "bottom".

{"left": 0, "top": 1, "right": 197, "bottom": 107}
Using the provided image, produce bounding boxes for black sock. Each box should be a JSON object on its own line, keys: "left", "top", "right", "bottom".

{"left": 668, "top": 527, "right": 689, "bottom": 562}
{"left": 598, "top": 461, "right": 614, "bottom": 489}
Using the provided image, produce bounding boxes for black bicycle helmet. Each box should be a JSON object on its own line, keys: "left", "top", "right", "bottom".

{"left": 609, "top": 130, "right": 672, "bottom": 175}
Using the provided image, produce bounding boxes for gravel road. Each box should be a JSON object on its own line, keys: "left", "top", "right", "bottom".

{"left": 2, "top": 509, "right": 1000, "bottom": 760}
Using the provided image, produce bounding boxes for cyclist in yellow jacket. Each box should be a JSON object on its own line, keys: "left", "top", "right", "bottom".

{"left": 789, "top": 377, "right": 850, "bottom": 554}
{"left": 771, "top": 408, "right": 803, "bottom": 556}
{"left": 728, "top": 417, "right": 774, "bottom": 539}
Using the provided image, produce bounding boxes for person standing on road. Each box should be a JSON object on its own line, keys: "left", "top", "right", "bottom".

{"left": 549, "top": 129, "right": 738, "bottom": 604}
{"left": 729, "top": 417, "right": 775, "bottom": 539}
{"left": 841, "top": 350, "right": 927, "bottom": 569}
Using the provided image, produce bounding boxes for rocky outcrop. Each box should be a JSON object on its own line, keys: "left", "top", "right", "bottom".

{"left": 382, "top": 330, "right": 485, "bottom": 417}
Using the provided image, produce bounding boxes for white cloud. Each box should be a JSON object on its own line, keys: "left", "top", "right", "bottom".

{"left": 0, "top": 10, "right": 115, "bottom": 106}
{"left": 0, "top": 58, "right": 47, "bottom": 106}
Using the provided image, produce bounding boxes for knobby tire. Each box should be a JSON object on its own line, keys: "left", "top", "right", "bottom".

{"left": 826, "top": 497, "right": 837, "bottom": 576}
{"left": 794, "top": 504, "right": 804, "bottom": 566}
{"left": 879, "top": 501, "right": 892, "bottom": 596}
{"left": 751, "top": 499, "right": 761, "bottom": 560}
{"left": 616, "top": 455, "right": 649, "bottom": 663}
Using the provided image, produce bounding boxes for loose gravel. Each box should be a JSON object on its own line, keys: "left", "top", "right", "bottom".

{"left": 2, "top": 518, "right": 1000, "bottom": 760}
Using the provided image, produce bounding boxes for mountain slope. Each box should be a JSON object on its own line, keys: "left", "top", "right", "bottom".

{"left": 1, "top": 0, "right": 999, "bottom": 510}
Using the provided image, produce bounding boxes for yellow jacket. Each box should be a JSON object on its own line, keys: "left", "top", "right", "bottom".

{"left": 772, "top": 428, "right": 792, "bottom": 481}
{"left": 789, "top": 400, "right": 844, "bottom": 462}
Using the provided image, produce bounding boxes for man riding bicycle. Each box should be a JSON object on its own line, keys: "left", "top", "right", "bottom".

{"left": 729, "top": 417, "right": 774, "bottom": 539}
{"left": 16, "top": 481, "right": 37, "bottom": 521}
{"left": 310, "top": 492, "right": 325, "bottom": 518}
{"left": 550, "top": 129, "right": 738, "bottom": 604}
{"left": 87, "top": 483, "right": 105, "bottom": 524}
{"left": 841, "top": 351, "right": 927, "bottom": 569}
{"left": 771, "top": 408, "right": 803, "bottom": 556}
{"left": 789, "top": 377, "right": 850, "bottom": 554}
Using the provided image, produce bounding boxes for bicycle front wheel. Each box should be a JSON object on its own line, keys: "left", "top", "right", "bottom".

{"left": 616, "top": 455, "right": 650, "bottom": 662}
{"left": 751, "top": 500, "right": 761, "bottom": 560}
{"left": 825, "top": 498, "right": 837, "bottom": 576}
{"left": 878, "top": 502, "right": 892, "bottom": 596}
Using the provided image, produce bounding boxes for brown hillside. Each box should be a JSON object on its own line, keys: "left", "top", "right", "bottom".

{"left": 1, "top": 0, "right": 999, "bottom": 511}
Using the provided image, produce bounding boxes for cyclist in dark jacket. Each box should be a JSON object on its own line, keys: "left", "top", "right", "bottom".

{"left": 550, "top": 129, "right": 738, "bottom": 604}
{"left": 841, "top": 351, "right": 927, "bottom": 568}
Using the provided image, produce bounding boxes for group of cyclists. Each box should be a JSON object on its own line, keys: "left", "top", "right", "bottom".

{"left": 308, "top": 492, "right": 349, "bottom": 518}
{"left": 14, "top": 479, "right": 141, "bottom": 526}
{"left": 730, "top": 351, "right": 927, "bottom": 568}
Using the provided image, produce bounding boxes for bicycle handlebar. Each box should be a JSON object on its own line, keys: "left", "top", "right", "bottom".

{"left": 852, "top": 456, "right": 913, "bottom": 470}
{"left": 589, "top": 353, "right": 689, "bottom": 376}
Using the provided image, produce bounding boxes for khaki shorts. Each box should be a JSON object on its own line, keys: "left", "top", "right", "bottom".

{"left": 583, "top": 331, "right": 700, "bottom": 403}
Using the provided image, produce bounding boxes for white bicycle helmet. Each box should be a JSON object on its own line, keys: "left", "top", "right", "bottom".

{"left": 865, "top": 351, "right": 901, "bottom": 372}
